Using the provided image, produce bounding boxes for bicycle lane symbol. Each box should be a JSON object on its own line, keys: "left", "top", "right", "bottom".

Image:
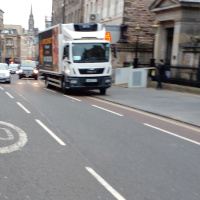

{"left": 0, "top": 121, "right": 27, "bottom": 154}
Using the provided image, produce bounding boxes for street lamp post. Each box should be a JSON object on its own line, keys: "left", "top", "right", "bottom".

{"left": 134, "top": 24, "right": 141, "bottom": 68}
{"left": 150, "top": 21, "right": 159, "bottom": 67}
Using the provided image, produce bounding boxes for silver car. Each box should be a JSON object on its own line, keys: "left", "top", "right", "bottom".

{"left": 0, "top": 63, "right": 11, "bottom": 84}
{"left": 9, "top": 63, "right": 19, "bottom": 74}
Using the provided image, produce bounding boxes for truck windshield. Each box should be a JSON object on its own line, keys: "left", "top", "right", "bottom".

{"left": 72, "top": 43, "right": 110, "bottom": 63}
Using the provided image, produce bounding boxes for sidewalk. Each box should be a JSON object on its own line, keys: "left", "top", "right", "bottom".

{"left": 93, "top": 85, "right": 200, "bottom": 127}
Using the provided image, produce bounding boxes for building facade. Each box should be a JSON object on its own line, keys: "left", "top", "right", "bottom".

{"left": 52, "top": 0, "right": 84, "bottom": 24}
{"left": 52, "top": 0, "right": 200, "bottom": 71}
{"left": 3, "top": 25, "right": 21, "bottom": 64}
{"left": 0, "top": 9, "right": 5, "bottom": 63}
{"left": 83, "top": 0, "right": 124, "bottom": 25}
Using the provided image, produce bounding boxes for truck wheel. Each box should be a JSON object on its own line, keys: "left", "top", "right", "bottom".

{"left": 19, "top": 75, "right": 21, "bottom": 79}
{"left": 62, "top": 79, "right": 70, "bottom": 94}
{"left": 62, "top": 80, "right": 67, "bottom": 94}
{"left": 100, "top": 88, "right": 106, "bottom": 95}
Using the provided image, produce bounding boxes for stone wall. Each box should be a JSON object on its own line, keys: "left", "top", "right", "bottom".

{"left": 113, "top": 0, "right": 156, "bottom": 69}
{"left": 123, "top": 0, "right": 156, "bottom": 45}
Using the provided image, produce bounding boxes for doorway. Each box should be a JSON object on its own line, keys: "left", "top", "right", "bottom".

{"left": 165, "top": 28, "right": 174, "bottom": 65}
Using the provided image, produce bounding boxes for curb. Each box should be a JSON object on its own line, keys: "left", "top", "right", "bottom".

{"left": 93, "top": 95, "right": 200, "bottom": 129}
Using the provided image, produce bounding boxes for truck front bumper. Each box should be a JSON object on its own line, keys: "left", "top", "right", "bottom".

{"left": 65, "top": 76, "right": 111, "bottom": 90}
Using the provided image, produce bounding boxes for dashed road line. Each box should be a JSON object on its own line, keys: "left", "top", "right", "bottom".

{"left": 144, "top": 123, "right": 200, "bottom": 146}
{"left": 17, "top": 102, "right": 31, "bottom": 114}
{"left": 64, "top": 95, "right": 82, "bottom": 101}
{"left": 86, "top": 167, "right": 126, "bottom": 200}
{"left": 87, "top": 96, "right": 200, "bottom": 133}
{"left": 0, "top": 86, "right": 4, "bottom": 90}
{"left": 92, "top": 105, "right": 123, "bottom": 116}
{"left": 44, "top": 88, "right": 56, "bottom": 93}
{"left": 5, "top": 92, "right": 14, "bottom": 99}
{"left": 35, "top": 119, "right": 66, "bottom": 146}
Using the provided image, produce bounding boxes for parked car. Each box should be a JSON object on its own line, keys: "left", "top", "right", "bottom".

{"left": 18, "top": 60, "right": 38, "bottom": 80}
{"left": 9, "top": 63, "right": 19, "bottom": 74}
{"left": 0, "top": 63, "right": 11, "bottom": 84}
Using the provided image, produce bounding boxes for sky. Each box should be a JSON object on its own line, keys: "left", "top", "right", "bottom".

{"left": 0, "top": 0, "right": 52, "bottom": 31}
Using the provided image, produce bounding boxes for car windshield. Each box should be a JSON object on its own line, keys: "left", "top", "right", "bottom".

{"left": 9, "top": 64, "right": 19, "bottom": 68}
{"left": 72, "top": 43, "right": 110, "bottom": 63}
{"left": 21, "top": 61, "right": 36, "bottom": 68}
{"left": 0, "top": 64, "right": 8, "bottom": 70}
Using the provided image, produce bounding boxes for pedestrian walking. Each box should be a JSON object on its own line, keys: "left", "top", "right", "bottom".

{"left": 156, "top": 59, "right": 165, "bottom": 89}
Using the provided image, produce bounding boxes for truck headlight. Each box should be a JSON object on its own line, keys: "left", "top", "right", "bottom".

{"left": 66, "top": 69, "right": 70, "bottom": 76}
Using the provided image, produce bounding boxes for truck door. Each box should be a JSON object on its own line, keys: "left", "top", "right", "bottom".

{"left": 62, "top": 44, "right": 71, "bottom": 76}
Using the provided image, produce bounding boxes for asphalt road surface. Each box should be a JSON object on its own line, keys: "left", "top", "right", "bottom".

{"left": 0, "top": 75, "right": 200, "bottom": 200}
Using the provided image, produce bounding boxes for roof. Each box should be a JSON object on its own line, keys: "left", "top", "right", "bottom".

{"left": 149, "top": 0, "right": 200, "bottom": 11}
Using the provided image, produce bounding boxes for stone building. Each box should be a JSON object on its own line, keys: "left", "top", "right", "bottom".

{"left": 52, "top": 0, "right": 200, "bottom": 71}
{"left": 51, "top": 0, "right": 157, "bottom": 68}
{"left": 83, "top": 0, "right": 124, "bottom": 25}
{"left": 150, "top": 0, "right": 200, "bottom": 67}
{"left": 0, "top": 9, "right": 5, "bottom": 63}
{"left": 52, "top": 0, "right": 84, "bottom": 24}
{"left": 1, "top": 5, "right": 39, "bottom": 63}
{"left": 3, "top": 25, "right": 21, "bottom": 64}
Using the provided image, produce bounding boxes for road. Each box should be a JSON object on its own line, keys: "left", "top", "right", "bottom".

{"left": 0, "top": 75, "right": 200, "bottom": 200}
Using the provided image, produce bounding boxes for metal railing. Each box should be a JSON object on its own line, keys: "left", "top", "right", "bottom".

{"left": 123, "top": 62, "right": 200, "bottom": 88}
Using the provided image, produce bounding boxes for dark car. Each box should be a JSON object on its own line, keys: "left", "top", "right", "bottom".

{"left": 18, "top": 60, "right": 38, "bottom": 80}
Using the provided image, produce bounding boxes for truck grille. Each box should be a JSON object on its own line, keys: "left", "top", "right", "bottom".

{"left": 79, "top": 68, "right": 104, "bottom": 74}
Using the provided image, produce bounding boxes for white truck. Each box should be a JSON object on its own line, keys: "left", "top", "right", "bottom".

{"left": 38, "top": 23, "right": 113, "bottom": 94}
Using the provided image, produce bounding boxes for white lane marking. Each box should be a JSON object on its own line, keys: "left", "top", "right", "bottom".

{"left": 35, "top": 119, "right": 66, "bottom": 146}
{"left": 0, "top": 121, "right": 27, "bottom": 154}
{"left": 0, "top": 86, "right": 4, "bottom": 90}
{"left": 44, "top": 88, "right": 56, "bottom": 93}
{"left": 144, "top": 123, "right": 200, "bottom": 146}
{"left": 86, "top": 167, "right": 126, "bottom": 200}
{"left": 5, "top": 92, "right": 14, "bottom": 99}
{"left": 92, "top": 105, "right": 123, "bottom": 116}
{"left": 0, "top": 128, "right": 14, "bottom": 140}
{"left": 17, "top": 102, "right": 31, "bottom": 114}
{"left": 64, "top": 95, "right": 82, "bottom": 101}
{"left": 87, "top": 97, "right": 200, "bottom": 133}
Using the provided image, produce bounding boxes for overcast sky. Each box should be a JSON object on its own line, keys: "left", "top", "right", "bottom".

{"left": 0, "top": 0, "right": 52, "bottom": 31}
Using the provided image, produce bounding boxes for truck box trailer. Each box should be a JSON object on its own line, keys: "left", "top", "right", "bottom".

{"left": 38, "top": 23, "right": 113, "bottom": 94}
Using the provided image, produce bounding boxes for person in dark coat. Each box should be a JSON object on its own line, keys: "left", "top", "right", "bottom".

{"left": 156, "top": 59, "right": 165, "bottom": 89}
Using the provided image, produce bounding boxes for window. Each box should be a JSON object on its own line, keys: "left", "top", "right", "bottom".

{"left": 107, "top": 0, "right": 111, "bottom": 18}
{"left": 115, "top": 0, "right": 119, "bottom": 15}
{"left": 6, "top": 39, "right": 13, "bottom": 45}
{"left": 91, "top": 2, "right": 93, "bottom": 14}
{"left": 101, "top": 0, "right": 104, "bottom": 20}
{"left": 7, "top": 48, "right": 14, "bottom": 56}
